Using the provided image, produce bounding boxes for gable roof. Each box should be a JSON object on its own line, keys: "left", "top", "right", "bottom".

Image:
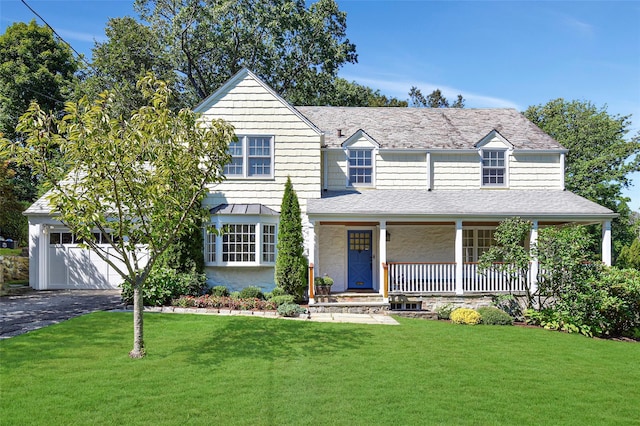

{"left": 193, "top": 68, "right": 321, "bottom": 135}
{"left": 295, "top": 107, "right": 563, "bottom": 151}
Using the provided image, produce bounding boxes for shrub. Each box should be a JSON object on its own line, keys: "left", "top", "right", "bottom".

{"left": 478, "top": 306, "right": 513, "bottom": 325}
{"left": 450, "top": 308, "right": 481, "bottom": 325}
{"left": 270, "top": 294, "right": 296, "bottom": 307}
{"left": 230, "top": 291, "right": 241, "bottom": 299}
{"left": 210, "top": 285, "right": 229, "bottom": 297}
{"left": 239, "top": 286, "right": 265, "bottom": 300}
{"left": 491, "top": 294, "right": 523, "bottom": 320}
{"left": 277, "top": 302, "right": 305, "bottom": 317}
{"left": 592, "top": 267, "right": 640, "bottom": 337}
{"left": 121, "top": 267, "right": 207, "bottom": 306}
{"left": 269, "top": 287, "right": 288, "bottom": 298}
{"left": 435, "top": 303, "right": 455, "bottom": 320}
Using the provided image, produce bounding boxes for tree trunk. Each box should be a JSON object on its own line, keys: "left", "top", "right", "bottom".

{"left": 129, "top": 284, "right": 145, "bottom": 358}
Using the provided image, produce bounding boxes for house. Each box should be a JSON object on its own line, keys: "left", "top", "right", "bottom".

{"left": 25, "top": 69, "right": 616, "bottom": 310}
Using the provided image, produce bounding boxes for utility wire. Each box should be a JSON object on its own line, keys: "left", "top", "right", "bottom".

{"left": 20, "top": 0, "right": 94, "bottom": 69}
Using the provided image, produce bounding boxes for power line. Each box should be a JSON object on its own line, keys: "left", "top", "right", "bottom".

{"left": 20, "top": 0, "right": 94, "bottom": 69}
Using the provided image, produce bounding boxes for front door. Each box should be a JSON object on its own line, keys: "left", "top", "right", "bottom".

{"left": 347, "top": 230, "right": 373, "bottom": 289}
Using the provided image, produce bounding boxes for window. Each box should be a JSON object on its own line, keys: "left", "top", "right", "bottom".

{"left": 224, "top": 136, "right": 273, "bottom": 178}
{"left": 49, "top": 231, "right": 115, "bottom": 245}
{"left": 463, "top": 229, "right": 495, "bottom": 262}
{"left": 262, "top": 224, "right": 276, "bottom": 263}
{"left": 348, "top": 149, "right": 373, "bottom": 185}
{"left": 223, "top": 224, "right": 256, "bottom": 262}
{"left": 205, "top": 222, "right": 277, "bottom": 265}
{"left": 206, "top": 229, "right": 216, "bottom": 263}
{"left": 390, "top": 302, "right": 421, "bottom": 311}
{"left": 482, "top": 150, "right": 505, "bottom": 186}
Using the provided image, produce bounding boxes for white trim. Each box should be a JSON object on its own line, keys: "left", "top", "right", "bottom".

{"left": 345, "top": 147, "right": 376, "bottom": 188}
{"left": 479, "top": 148, "right": 509, "bottom": 188}
{"left": 379, "top": 221, "right": 387, "bottom": 301}
{"left": 426, "top": 151, "right": 431, "bottom": 190}
{"left": 455, "top": 220, "right": 463, "bottom": 295}
{"left": 530, "top": 220, "right": 539, "bottom": 294}
{"left": 602, "top": 220, "right": 612, "bottom": 266}
{"left": 340, "top": 129, "right": 380, "bottom": 149}
{"left": 560, "top": 153, "right": 566, "bottom": 190}
{"left": 474, "top": 129, "right": 514, "bottom": 149}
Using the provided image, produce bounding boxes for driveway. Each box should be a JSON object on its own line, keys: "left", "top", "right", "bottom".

{"left": 0, "top": 290, "right": 123, "bottom": 339}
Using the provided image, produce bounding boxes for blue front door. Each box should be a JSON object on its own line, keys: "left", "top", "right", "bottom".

{"left": 348, "top": 230, "right": 373, "bottom": 289}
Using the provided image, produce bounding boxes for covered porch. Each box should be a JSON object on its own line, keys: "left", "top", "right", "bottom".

{"left": 305, "top": 189, "right": 616, "bottom": 305}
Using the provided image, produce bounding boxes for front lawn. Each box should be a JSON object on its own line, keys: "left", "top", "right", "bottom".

{"left": 1, "top": 313, "right": 638, "bottom": 425}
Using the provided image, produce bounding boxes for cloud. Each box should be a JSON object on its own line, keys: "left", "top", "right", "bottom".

{"left": 56, "top": 28, "right": 106, "bottom": 44}
{"left": 342, "top": 74, "right": 521, "bottom": 109}
{"left": 561, "top": 15, "right": 594, "bottom": 37}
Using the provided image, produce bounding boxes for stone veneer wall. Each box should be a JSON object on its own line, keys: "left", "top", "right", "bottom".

{"left": 0, "top": 255, "right": 29, "bottom": 284}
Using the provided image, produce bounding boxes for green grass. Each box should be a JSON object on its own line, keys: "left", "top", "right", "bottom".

{"left": 1, "top": 313, "right": 639, "bottom": 425}
{"left": 0, "top": 247, "right": 21, "bottom": 256}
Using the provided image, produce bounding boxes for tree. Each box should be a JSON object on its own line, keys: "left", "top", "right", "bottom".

{"left": 478, "top": 218, "right": 534, "bottom": 307}
{"left": 0, "top": 20, "right": 79, "bottom": 202}
{"left": 0, "top": 161, "right": 28, "bottom": 245}
{"left": 134, "top": 0, "right": 357, "bottom": 105}
{"left": 1, "top": 75, "right": 235, "bottom": 358}
{"left": 524, "top": 99, "right": 640, "bottom": 258}
{"left": 275, "top": 176, "right": 307, "bottom": 299}
{"left": 409, "top": 87, "right": 465, "bottom": 108}
{"left": 617, "top": 238, "right": 640, "bottom": 270}
{"left": 314, "top": 78, "right": 408, "bottom": 107}
{"left": 78, "top": 17, "right": 181, "bottom": 118}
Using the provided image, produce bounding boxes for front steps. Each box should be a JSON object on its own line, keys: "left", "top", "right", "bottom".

{"left": 309, "top": 291, "right": 389, "bottom": 314}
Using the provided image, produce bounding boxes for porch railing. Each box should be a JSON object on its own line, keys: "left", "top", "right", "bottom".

{"left": 388, "top": 262, "right": 456, "bottom": 293}
{"left": 388, "top": 262, "right": 531, "bottom": 294}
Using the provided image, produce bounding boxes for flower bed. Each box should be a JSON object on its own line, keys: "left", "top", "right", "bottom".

{"left": 172, "top": 295, "right": 278, "bottom": 311}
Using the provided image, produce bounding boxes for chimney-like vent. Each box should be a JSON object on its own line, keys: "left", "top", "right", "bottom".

{"left": 337, "top": 129, "right": 343, "bottom": 137}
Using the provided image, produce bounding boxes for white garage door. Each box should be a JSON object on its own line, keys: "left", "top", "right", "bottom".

{"left": 47, "top": 231, "right": 127, "bottom": 289}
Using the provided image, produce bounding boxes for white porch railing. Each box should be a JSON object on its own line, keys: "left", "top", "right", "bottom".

{"left": 388, "top": 262, "right": 456, "bottom": 293}
{"left": 462, "top": 262, "right": 529, "bottom": 293}
{"left": 388, "top": 262, "right": 531, "bottom": 294}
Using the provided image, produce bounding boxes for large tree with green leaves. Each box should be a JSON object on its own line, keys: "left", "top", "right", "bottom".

{"left": 275, "top": 177, "right": 307, "bottom": 299}
{"left": 133, "top": 0, "right": 357, "bottom": 105}
{"left": 1, "top": 75, "right": 234, "bottom": 358}
{"left": 524, "top": 99, "right": 640, "bottom": 258}
{"left": 78, "top": 17, "right": 181, "bottom": 118}
{"left": 0, "top": 20, "right": 79, "bottom": 202}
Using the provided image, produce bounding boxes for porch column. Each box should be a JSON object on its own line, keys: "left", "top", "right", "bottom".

{"left": 529, "top": 220, "right": 539, "bottom": 295}
{"left": 308, "top": 221, "right": 316, "bottom": 304}
{"left": 379, "top": 221, "right": 388, "bottom": 302}
{"left": 602, "top": 220, "right": 612, "bottom": 266}
{"left": 455, "top": 220, "right": 463, "bottom": 295}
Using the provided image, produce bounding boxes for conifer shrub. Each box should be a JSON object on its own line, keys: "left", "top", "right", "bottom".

{"left": 450, "top": 308, "right": 481, "bottom": 325}
{"left": 275, "top": 177, "right": 307, "bottom": 299}
{"left": 477, "top": 306, "right": 514, "bottom": 325}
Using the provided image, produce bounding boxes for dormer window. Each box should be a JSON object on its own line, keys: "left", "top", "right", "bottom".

{"left": 482, "top": 150, "right": 506, "bottom": 186}
{"left": 224, "top": 135, "right": 274, "bottom": 178}
{"left": 348, "top": 149, "right": 373, "bottom": 185}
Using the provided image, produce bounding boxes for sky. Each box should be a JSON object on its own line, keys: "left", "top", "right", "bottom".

{"left": 1, "top": 0, "right": 639, "bottom": 210}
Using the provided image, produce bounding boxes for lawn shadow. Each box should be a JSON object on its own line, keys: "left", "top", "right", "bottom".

{"left": 169, "top": 315, "right": 374, "bottom": 365}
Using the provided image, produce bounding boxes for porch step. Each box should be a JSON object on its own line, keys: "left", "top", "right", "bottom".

{"left": 310, "top": 292, "right": 389, "bottom": 314}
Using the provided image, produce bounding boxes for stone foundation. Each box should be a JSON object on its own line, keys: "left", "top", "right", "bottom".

{"left": 308, "top": 303, "right": 390, "bottom": 314}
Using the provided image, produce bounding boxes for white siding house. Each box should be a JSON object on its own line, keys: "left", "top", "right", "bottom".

{"left": 24, "top": 69, "right": 616, "bottom": 306}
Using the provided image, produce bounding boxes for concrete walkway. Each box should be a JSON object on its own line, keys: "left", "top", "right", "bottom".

{"left": 143, "top": 305, "right": 398, "bottom": 325}
{"left": 1, "top": 290, "right": 398, "bottom": 339}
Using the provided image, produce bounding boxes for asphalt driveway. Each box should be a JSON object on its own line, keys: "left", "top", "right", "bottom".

{"left": 0, "top": 290, "right": 123, "bottom": 339}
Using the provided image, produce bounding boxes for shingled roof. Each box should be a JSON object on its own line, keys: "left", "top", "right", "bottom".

{"left": 307, "top": 190, "right": 615, "bottom": 220}
{"left": 295, "top": 107, "right": 563, "bottom": 150}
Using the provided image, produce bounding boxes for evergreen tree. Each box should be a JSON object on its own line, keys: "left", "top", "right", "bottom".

{"left": 275, "top": 177, "right": 307, "bottom": 299}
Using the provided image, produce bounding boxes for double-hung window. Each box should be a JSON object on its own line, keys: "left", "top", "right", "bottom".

{"left": 348, "top": 149, "right": 373, "bottom": 186}
{"left": 224, "top": 136, "right": 274, "bottom": 178}
{"left": 481, "top": 150, "right": 506, "bottom": 186}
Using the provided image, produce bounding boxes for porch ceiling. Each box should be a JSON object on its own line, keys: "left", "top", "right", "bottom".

{"left": 307, "top": 189, "right": 616, "bottom": 222}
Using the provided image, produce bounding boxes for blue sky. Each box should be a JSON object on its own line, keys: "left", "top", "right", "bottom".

{"left": 1, "top": 0, "right": 639, "bottom": 209}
